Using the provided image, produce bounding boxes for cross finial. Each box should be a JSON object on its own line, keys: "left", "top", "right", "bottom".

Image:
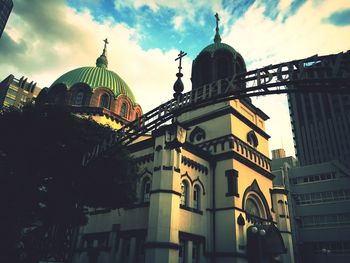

{"left": 214, "top": 13, "right": 221, "bottom": 43}
{"left": 103, "top": 38, "right": 109, "bottom": 50}
{"left": 173, "top": 50, "right": 187, "bottom": 99}
{"left": 215, "top": 13, "right": 220, "bottom": 30}
{"left": 175, "top": 50, "right": 187, "bottom": 74}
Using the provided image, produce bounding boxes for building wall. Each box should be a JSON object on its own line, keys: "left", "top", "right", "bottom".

{"left": 272, "top": 157, "right": 350, "bottom": 263}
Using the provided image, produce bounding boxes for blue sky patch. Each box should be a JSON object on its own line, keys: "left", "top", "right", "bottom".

{"left": 66, "top": 0, "right": 316, "bottom": 58}
{"left": 326, "top": 9, "right": 350, "bottom": 26}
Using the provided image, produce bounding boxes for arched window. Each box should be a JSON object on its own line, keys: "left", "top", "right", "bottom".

{"left": 181, "top": 181, "right": 189, "bottom": 206}
{"left": 142, "top": 178, "right": 151, "bottom": 202}
{"left": 100, "top": 94, "right": 109, "bottom": 109}
{"left": 121, "top": 102, "right": 128, "bottom": 118}
{"left": 193, "top": 185, "right": 201, "bottom": 210}
{"left": 75, "top": 91, "right": 84, "bottom": 105}
{"left": 245, "top": 198, "right": 261, "bottom": 217}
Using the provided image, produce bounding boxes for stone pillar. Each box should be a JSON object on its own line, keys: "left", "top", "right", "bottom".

{"left": 145, "top": 125, "right": 183, "bottom": 263}
{"left": 271, "top": 188, "right": 295, "bottom": 263}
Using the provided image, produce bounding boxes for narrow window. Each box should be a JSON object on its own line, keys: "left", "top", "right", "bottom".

{"left": 121, "top": 102, "right": 128, "bottom": 118}
{"left": 142, "top": 178, "right": 151, "bottom": 202}
{"left": 181, "top": 181, "right": 189, "bottom": 206}
{"left": 225, "top": 169, "right": 239, "bottom": 197}
{"left": 75, "top": 91, "right": 84, "bottom": 105}
{"left": 100, "top": 94, "right": 110, "bottom": 109}
{"left": 193, "top": 185, "right": 200, "bottom": 210}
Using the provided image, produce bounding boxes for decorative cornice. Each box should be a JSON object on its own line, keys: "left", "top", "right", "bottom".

{"left": 197, "top": 134, "right": 271, "bottom": 172}
{"left": 215, "top": 151, "right": 274, "bottom": 180}
{"left": 134, "top": 153, "right": 154, "bottom": 164}
{"left": 181, "top": 155, "right": 209, "bottom": 175}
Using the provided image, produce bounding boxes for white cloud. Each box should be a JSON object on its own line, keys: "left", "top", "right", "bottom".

{"left": 173, "top": 16, "right": 184, "bottom": 31}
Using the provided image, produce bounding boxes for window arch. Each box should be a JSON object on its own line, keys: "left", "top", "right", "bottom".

{"left": 181, "top": 180, "right": 189, "bottom": 206}
{"left": 245, "top": 194, "right": 267, "bottom": 219}
{"left": 75, "top": 91, "right": 84, "bottom": 105}
{"left": 121, "top": 102, "right": 128, "bottom": 118}
{"left": 193, "top": 185, "right": 201, "bottom": 210}
{"left": 100, "top": 94, "right": 110, "bottom": 109}
{"left": 246, "top": 198, "right": 261, "bottom": 217}
{"left": 142, "top": 178, "right": 151, "bottom": 202}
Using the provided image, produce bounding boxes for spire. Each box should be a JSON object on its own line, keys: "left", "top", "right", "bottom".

{"left": 96, "top": 38, "right": 109, "bottom": 68}
{"left": 214, "top": 13, "right": 221, "bottom": 43}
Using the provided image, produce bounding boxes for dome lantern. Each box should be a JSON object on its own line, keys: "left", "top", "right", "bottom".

{"left": 96, "top": 38, "right": 109, "bottom": 68}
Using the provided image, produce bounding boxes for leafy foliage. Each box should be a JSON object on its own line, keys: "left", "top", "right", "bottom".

{"left": 0, "top": 104, "right": 137, "bottom": 262}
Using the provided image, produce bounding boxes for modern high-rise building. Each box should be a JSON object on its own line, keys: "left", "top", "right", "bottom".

{"left": 0, "top": 0, "right": 13, "bottom": 38}
{"left": 0, "top": 74, "right": 41, "bottom": 109}
{"left": 271, "top": 152, "right": 350, "bottom": 263}
{"left": 288, "top": 91, "right": 350, "bottom": 168}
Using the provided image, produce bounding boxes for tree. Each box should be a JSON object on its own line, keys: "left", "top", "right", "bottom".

{"left": 0, "top": 104, "right": 137, "bottom": 262}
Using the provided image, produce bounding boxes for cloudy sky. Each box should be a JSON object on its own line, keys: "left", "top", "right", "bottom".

{"left": 1, "top": 0, "right": 350, "bottom": 157}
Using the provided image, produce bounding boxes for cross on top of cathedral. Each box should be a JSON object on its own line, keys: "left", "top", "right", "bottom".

{"left": 214, "top": 13, "right": 222, "bottom": 43}
{"left": 104, "top": 38, "right": 109, "bottom": 47}
{"left": 173, "top": 50, "right": 187, "bottom": 98}
{"left": 215, "top": 13, "right": 220, "bottom": 30}
{"left": 175, "top": 50, "right": 187, "bottom": 74}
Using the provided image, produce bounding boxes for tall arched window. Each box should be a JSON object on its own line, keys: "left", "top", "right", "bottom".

{"left": 75, "top": 91, "right": 84, "bottom": 105}
{"left": 100, "top": 94, "right": 109, "bottom": 109}
{"left": 181, "top": 181, "right": 189, "bottom": 206}
{"left": 142, "top": 178, "right": 151, "bottom": 202}
{"left": 193, "top": 185, "right": 201, "bottom": 210}
{"left": 121, "top": 102, "right": 128, "bottom": 118}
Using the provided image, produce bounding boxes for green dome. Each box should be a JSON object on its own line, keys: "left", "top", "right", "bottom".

{"left": 199, "top": 42, "right": 239, "bottom": 58}
{"left": 51, "top": 39, "right": 138, "bottom": 106}
{"left": 51, "top": 66, "right": 137, "bottom": 105}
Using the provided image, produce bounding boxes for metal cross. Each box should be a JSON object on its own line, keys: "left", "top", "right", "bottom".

{"left": 175, "top": 50, "right": 187, "bottom": 74}
{"left": 215, "top": 13, "right": 220, "bottom": 30}
{"left": 103, "top": 38, "right": 109, "bottom": 47}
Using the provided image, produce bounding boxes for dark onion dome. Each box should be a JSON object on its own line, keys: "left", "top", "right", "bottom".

{"left": 50, "top": 39, "right": 137, "bottom": 106}
{"left": 191, "top": 13, "right": 246, "bottom": 90}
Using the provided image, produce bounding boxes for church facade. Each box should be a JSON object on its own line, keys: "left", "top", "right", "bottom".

{"left": 40, "top": 15, "right": 294, "bottom": 263}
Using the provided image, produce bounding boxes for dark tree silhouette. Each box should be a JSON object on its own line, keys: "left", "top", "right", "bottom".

{"left": 0, "top": 104, "right": 137, "bottom": 262}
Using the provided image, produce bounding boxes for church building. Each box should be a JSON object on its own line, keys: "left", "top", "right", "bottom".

{"left": 40, "top": 15, "right": 294, "bottom": 263}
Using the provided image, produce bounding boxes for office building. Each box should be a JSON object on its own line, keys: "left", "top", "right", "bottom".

{"left": 0, "top": 0, "right": 13, "bottom": 38}
{"left": 0, "top": 74, "right": 41, "bottom": 109}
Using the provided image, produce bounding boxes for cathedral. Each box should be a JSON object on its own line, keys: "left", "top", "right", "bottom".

{"left": 38, "top": 15, "right": 294, "bottom": 263}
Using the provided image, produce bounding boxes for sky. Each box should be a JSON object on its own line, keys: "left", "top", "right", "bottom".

{"left": 1, "top": 0, "right": 350, "bottom": 157}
